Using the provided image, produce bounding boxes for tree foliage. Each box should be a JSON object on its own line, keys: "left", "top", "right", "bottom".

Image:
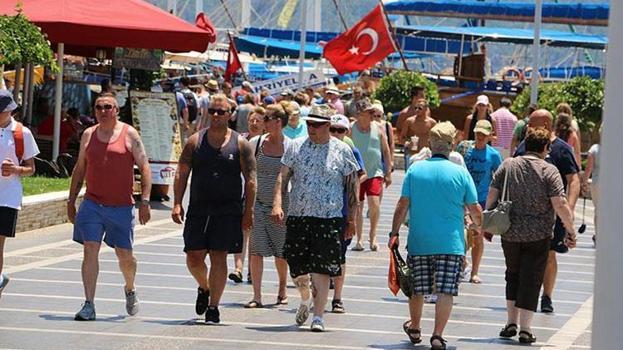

{"left": 0, "top": 6, "right": 56, "bottom": 69}
{"left": 372, "top": 70, "right": 440, "bottom": 113}
{"left": 511, "top": 77, "right": 604, "bottom": 132}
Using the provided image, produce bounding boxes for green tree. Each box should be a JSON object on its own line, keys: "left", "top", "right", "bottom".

{"left": 511, "top": 77, "right": 604, "bottom": 133}
{"left": 372, "top": 70, "right": 440, "bottom": 113}
{"left": 0, "top": 5, "right": 57, "bottom": 79}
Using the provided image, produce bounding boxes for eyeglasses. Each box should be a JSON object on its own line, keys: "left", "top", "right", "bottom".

{"left": 208, "top": 108, "right": 230, "bottom": 116}
{"left": 264, "top": 115, "right": 279, "bottom": 122}
{"left": 306, "top": 121, "right": 329, "bottom": 128}
{"left": 415, "top": 105, "right": 427, "bottom": 111}
{"left": 329, "top": 127, "right": 347, "bottom": 134}
{"left": 95, "top": 104, "right": 114, "bottom": 111}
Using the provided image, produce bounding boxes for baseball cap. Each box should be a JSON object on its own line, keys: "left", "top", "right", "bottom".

{"left": 371, "top": 103, "right": 384, "bottom": 114}
{"left": 280, "top": 88, "right": 294, "bottom": 97}
{"left": 263, "top": 96, "right": 276, "bottom": 105}
{"left": 0, "top": 90, "right": 18, "bottom": 113}
{"left": 429, "top": 121, "right": 457, "bottom": 145}
{"left": 303, "top": 104, "right": 334, "bottom": 122}
{"left": 330, "top": 114, "right": 350, "bottom": 130}
{"left": 242, "top": 81, "right": 252, "bottom": 88}
{"left": 355, "top": 98, "right": 375, "bottom": 113}
{"left": 476, "top": 95, "right": 490, "bottom": 106}
{"left": 473, "top": 119, "right": 493, "bottom": 136}
{"left": 326, "top": 87, "right": 340, "bottom": 95}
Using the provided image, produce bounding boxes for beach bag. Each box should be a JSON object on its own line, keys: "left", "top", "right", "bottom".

{"left": 482, "top": 169, "right": 512, "bottom": 235}
{"left": 388, "top": 236, "right": 413, "bottom": 298}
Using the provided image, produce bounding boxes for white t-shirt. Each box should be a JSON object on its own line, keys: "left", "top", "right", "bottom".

{"left": 0, "top": 118, "right": 40, "bottom": 209}
{"left": 409, "top": 147, "right": 466, "bottom": 169}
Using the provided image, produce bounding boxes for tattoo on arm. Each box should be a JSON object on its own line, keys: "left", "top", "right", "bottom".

{"left": 345, "top": 172, "right": 359, "bottom": 220}
{"left": 240, "top": 138, "right": 257, "bottom": 208}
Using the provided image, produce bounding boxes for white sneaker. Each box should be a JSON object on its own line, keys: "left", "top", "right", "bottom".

{"left": 310, "top": 318, "right": 325, "bottom": 332}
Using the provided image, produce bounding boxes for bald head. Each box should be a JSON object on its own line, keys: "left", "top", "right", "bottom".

{"left": 529, "top": 109, "right": 553, "bottom": 131}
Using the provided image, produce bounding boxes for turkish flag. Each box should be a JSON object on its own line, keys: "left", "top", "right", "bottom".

{"left": 323, "top": 5, "right": 397, "bottom": 75}
{"left": 195, "top": 13, "right": 217, "bottom": 43}
{"left": 224, "top": 38, "right": 243, "bottom": 82}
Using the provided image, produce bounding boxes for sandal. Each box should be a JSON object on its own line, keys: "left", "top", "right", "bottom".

{"left": 370, "top": 243, "right": 379, "bottom": 251}
{"left": 275, "top": 295, "right": 288, "bottom": 305}
{"left": 244, "top": 300, "right": 263, "bottom": 308}
{"left": 430, "top": 335, "right": 447, "bottom": 350}
{"left": 402, "top": 320, "right": 422, "bottom": 344}
{"left": 228, "top": 271, "right": 243, "bottom": 283}
{"left": 332, "top": 299, "right": 345, "bottom": 314}
{"left": 352, "top": 243, "right": 364, "bottom": 251}
{"left": 470, "top": 275, "right": 482, "bottom": 284}
{"left": 499, "top": 323, "right": 518, "bottom": 338}
{"left": 518, "top": 330, "right": 536, "bottom": 344}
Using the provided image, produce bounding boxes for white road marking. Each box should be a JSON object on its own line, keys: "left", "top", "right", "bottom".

{"left": 546, "top": 296, "right": 594, "bottom": 350}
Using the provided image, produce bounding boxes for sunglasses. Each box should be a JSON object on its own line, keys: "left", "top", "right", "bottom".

{"left": 208, "top": 108, "right": 230, "bottom": 116}
{"left": 329, "top": 127, "right": 347, "bottom": 134}
{"left": 263, "top": 115, "right": 280, "bottom": 122}
{"left": 306, "top": 121, "right": 329, "bottom": 128}
{"left": 95, "top": 104, "right": 114, "bottom": 111}
{"left": 415, "top": 105, "right": 427, "bottom": 111}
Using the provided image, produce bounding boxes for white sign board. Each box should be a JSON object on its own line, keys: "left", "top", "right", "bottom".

{"left": 250, "top": 70, "right": 326, "bottom": 95}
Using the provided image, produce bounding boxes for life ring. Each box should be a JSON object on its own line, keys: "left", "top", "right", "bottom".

{"left": 502, "top": 67, "right": 523, "bottom": 86}
{"left": 523, "top": 67, "right": 543, "bottom": 84}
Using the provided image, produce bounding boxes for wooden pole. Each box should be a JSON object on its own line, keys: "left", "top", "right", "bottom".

{"left": 377, "top": 0, "right": 409, "bottom": 71}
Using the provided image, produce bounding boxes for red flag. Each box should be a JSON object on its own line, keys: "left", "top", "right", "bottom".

{"left": 323, "top": 5, "right": 397, "bottom": 75}
{"left": 195, "top": 13, "right": 217, "bottom": 43}
{"left": 224, "top": 36, "right": 243, "bottom": 82}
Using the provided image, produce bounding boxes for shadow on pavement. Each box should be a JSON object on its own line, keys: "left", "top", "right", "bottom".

{"left": 39, "top": 314, "right": 126, "bottom": 322}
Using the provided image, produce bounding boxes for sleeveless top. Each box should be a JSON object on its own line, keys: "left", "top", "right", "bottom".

{"left": 188, "top": 130, "right": 243, "bottom": 216}
{"left": 352, "top": 122, "right": 384, "bottom": 178}
{"left": 85, "top": 124, "right": 135, "bottom": 206}
{"left": 467, "top": 112, "right": 493, "bottom": 141}
{"left": 255, "top": 138, "right": 288, "bottom": 210}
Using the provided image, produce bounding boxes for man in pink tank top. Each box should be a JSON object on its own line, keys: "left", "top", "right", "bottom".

{"left": 67, "top": 93, "right": 152, "bottom": 321}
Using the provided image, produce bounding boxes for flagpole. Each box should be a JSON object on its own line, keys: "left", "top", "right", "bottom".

{"left": 377, "top": 0, "right": 409, "bottom": 71}
{"left": 227, "top": 31, "right": 248, "bottom": 81}
{"left": 298, "top": 0, "right": 308, "bottom": 90}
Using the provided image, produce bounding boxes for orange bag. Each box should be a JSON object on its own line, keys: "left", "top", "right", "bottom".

{"left": 388, "top": 235, "right": 413, "bottom": 297}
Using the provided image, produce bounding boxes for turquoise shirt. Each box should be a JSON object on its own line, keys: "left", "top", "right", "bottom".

{"left": 283, "top": 120, "right": 308, "bottom": 139}
{"left": 351, "top": 121, "right": 384, "bottom": 178}
{"left": 402, "top": 157, "right": 478, "bottom": 256}
{"left": 464, "top": 144, "right": 502, "bottom": 204}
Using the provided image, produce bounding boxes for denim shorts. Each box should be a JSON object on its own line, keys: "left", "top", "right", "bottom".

{"left": 73, "top": 199, "right": 135, "bottom": 250}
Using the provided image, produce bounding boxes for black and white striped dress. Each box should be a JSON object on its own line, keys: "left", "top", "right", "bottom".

{"left": 250, "top": 136, "right": 289, "bottom": 258}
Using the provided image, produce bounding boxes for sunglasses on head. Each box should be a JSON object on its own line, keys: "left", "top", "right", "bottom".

{"left": 306, "top": 121, "right": 329, "bottom": 128}
{"left": 263, "top": 115, "right": 279, "bottom": 122}
{"left": 329, "top": 127, "right": 347, "bottom": 134}
{"left": 208, "top": 108, "right": 230, "bottom": 116}
{"left": 95, "top": 104, "right": 114, "bottom": 111}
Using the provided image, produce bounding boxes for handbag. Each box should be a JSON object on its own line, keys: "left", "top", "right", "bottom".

{"left": 388, "top": 236, "right": 413, "bottom": 298}
{"left": 482, "top": 168, "right": 512, "bottom": 235}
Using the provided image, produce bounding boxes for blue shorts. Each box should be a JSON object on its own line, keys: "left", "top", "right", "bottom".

{"left": 73, "top": 199, "right": 135, "bottom": 250}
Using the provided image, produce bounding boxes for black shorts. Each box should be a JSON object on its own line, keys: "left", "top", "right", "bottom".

{"left": 0, "top": 206, "right": 18, "bottom": 238}
{"left": 339, "top": 219, "right": 351, "bottom": 262}
{"left": 285, "top": 216, "right": 344, "bottom": 278}
{"left": 551, "top": 217, "right": 569, "bottom": 253}
{"left": 183, "top": 215, "right": 243, "bottom": 253}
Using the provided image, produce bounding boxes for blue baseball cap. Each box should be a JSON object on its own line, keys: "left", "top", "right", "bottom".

{"left": 0, "top": 89, "right": 18, "bottom": 113}
{"left": 263, "top": 96, "right": 276, "bottom": 105}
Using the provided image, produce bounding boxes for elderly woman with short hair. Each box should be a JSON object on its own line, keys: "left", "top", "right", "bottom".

{"left": 486, "top": 127, "right": 576, "bottom": 344}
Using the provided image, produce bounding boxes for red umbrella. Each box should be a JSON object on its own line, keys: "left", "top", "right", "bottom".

{"left": 0, "top": 0, "right": 216, "bottom": 56}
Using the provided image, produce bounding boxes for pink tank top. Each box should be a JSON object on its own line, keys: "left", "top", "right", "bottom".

{"left": 85, "top": 124, "right": 135, "bottom": 206}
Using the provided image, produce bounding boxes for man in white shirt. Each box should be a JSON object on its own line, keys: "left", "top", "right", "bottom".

{"left": 0, "top": 90, "right": 40, "bottom": 296}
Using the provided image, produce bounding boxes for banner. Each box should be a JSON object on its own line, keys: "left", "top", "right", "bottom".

{"left": 128, "top": 91, "right": 182, "bottom": 185}
{"left": 113, "top": 48, "right": 164, "bottom": 71}
{"left": 249, "top": 70, "right": 326, "bottom": 96}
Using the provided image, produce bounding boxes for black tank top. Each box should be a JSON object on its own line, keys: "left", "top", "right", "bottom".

{"left": 188, "top": 130, "right": 243, "bottom": 216}
{"left": 467, "top": 112, "right": 493, "bottom": 141}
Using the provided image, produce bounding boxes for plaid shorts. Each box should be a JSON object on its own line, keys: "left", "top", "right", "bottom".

{"left": 407, "top": 254, "right": 464, "bottom": 296}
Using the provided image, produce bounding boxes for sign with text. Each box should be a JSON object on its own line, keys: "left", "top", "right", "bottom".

{"left": 250, "top": 70, "right": 326, "bottom": 95}
{"left": 129, "top": 91, "right": 182, "bottom": 185}
{"left": 113, "top": 48, "right": 164, "bottom": 71}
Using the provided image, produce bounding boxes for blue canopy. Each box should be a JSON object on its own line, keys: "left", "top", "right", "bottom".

{"left": 239, "top": 27, "right": 470, "bottom": 57}
{"left": 385, "top": 1, "right": 609, "bottom": 26}
{"left": 396, "top": 25, "right": 607, "bottom": 50}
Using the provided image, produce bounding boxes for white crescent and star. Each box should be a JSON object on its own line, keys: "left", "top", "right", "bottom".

{"left": 349, "top": 27, "right": 379, "bottom": 56}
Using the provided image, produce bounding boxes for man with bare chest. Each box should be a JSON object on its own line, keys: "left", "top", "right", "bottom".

{"left": 396, "top": 86, "right": 426, "bottom": 135}
{"left": 400, "top": 99, "right": 437, "bottom": 165}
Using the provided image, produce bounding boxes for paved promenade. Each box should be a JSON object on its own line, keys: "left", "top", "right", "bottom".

{"left": 0, "top": 171, "right": 595, "bottom": 349}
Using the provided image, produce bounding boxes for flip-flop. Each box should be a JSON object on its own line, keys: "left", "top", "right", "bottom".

{"left": 402, "top": 320, "right": 422, "bottom": 344}
{"left": 430, "top": 335, "right": 447, "bottom": 350}
{"left": 370, "top": 243, "right": 379, "bottom": 251}
{"left": 351, "top": 243, "right": 364, "bottom": 251}
{"left": 470, "top": 275, "right": 482, "bottom": 284}
{"left": 244, "top": 300, "right": 263, "bottom": 309}
{"left": 275, "top": 295, "right": 289, "bottom": 305}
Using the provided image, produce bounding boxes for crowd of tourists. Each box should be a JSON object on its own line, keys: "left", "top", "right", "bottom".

{"left": 0, "top": 76, "right": 599, "bottom": 349}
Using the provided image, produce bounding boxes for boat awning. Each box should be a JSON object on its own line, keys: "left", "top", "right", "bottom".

{"left": 396, "top": 25, "right": 607, "bottom": 50}
{"left": 384, "top": 0, "right": 609, "bottom": 26}
{"left": 239, "top": 28, "right": 469, "bottom": 57}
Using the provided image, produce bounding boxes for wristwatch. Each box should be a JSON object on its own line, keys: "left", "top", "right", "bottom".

{"left": 140, "top": 199, "right": 150, "bottom": 206}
